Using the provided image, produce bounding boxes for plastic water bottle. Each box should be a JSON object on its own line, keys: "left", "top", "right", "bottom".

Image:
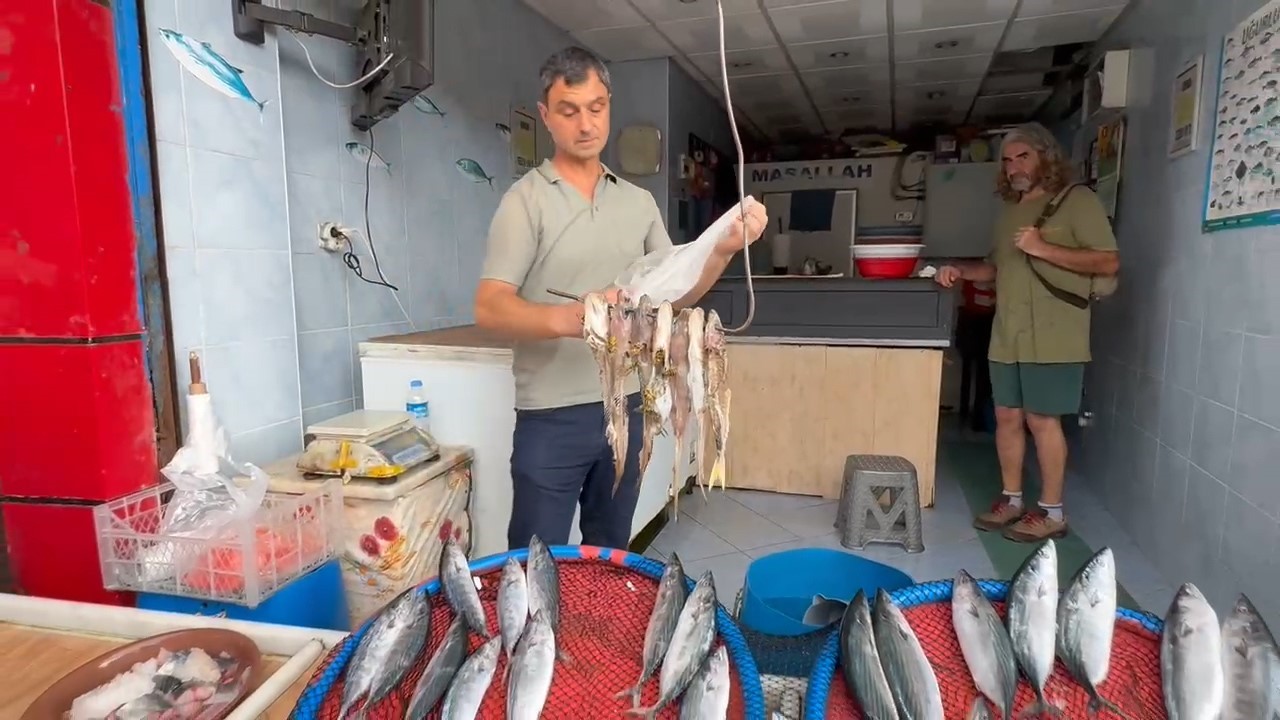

{"left": 405, "top": 379, "right": 430, "bottom": 433}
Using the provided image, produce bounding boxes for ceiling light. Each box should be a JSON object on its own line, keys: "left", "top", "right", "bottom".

{"left": 842, "top": 96, "right": 860, "bottom": 103}
{"left": 933, "top": 40, "right": 959, "bottom": 50}
{"left": 829, "top": 51, "right": 850, "bottom": 59}
{"left": 730, "top": 61, "right": 753, "bottom": 68}
{"left": 679, "top": 0, "right": 698, "bottom": 4}
{"left": 926, "top": 90, "right": 946, "bottom": 100}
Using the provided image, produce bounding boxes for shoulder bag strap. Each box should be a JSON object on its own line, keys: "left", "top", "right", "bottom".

{"left": 1024, "top": 184, "right": 1090, "bottom": 309}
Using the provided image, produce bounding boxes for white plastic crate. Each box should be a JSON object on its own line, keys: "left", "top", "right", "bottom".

{"left": 94, "top": 479, "right": 343, "bottom": 608}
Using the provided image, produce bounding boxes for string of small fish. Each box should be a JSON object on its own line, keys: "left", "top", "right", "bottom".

{"left": 837, "top": 539, "right": 1280, "bottom": 720}
{"left": 332, "top": 537, "right": 730, "bottom": 719}
{"left": 583, "top": 290, "right": 731, "bottom": 518}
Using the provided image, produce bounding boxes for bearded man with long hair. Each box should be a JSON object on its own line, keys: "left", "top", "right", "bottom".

{"left": 934, "top": 123, "right": 1120, "bottom": 543}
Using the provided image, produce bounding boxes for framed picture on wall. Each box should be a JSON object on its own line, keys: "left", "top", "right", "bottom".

{"left": 1203, "top": 0, "right": 1280, "bottom": 231}
{"left": 1168, "top": 55, "right": 1203, "bottom": 159}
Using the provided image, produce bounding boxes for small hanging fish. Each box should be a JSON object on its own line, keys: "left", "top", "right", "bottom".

{"left": 345, "top": 141, "right": 392, "bottom": 174}
{"left": 158, "top": 29, "right": 266, "bottom": 113}
{"left": 412, "top": 94, "right": 446, "bottom": 116}
{"left": 456, "top": 158, "right": 494, "bottom": 188}
{"left": 496, "top": 123, "right": 512, "bottom": 142}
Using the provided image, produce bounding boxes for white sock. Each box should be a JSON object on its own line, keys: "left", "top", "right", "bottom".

{"left": 1004, "top": 491, "right": 1023, "bottom": 509}
{"left": 1040, "top": 502, "right": 1063, "bottom": 521}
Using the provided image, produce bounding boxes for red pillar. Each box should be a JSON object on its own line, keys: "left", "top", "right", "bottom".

{"left": 0, "top": 0, "right": 157, "bottom": 604}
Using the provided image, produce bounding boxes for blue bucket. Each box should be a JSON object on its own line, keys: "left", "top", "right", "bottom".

{"left": 739, "top": 548, "right": 913, "bottom": 636}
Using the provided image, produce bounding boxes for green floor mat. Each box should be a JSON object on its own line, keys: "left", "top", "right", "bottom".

{"left": 942, "top": 437, "right": 1138, "bottom": 610}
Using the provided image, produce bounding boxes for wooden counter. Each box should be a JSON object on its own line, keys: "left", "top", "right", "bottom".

{"left": 709, "top": 342, "right": 943, "bottom": 507}
{"left": 1, "top": 622, "right": 321, "bottom": 717}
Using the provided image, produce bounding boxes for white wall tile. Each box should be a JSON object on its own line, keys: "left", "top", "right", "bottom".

{"left": 188, "top": 148, "right": 288, "bottom": 251}
{"left": 203, "top": 337, "right": 301, "bottom": 437}
{"left": 198, "top": 250, "right": 296, "bottom": 345}
{"left": 298, "top": 328, "right": 354, "bottom": 409}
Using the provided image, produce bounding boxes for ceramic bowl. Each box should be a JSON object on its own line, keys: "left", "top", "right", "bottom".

{"left": 21, "top": 628, "right": 264, "bottom": 720}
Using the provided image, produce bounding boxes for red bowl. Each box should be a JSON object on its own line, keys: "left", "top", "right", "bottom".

{"left": 856, "top": 257, "right": 919, "bottom": 278}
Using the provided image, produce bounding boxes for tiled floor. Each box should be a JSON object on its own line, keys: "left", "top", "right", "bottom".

{"left": 644, "top": 447, "right": 1174, "bottom": 616}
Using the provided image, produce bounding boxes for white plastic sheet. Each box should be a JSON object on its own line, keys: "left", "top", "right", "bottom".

{"left": 615, "top": 196, "right": 760, "bottom": 304}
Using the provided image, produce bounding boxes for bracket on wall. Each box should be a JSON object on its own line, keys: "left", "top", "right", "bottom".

{"left": 232, "top": 0, "right": 362, "bottom": 45}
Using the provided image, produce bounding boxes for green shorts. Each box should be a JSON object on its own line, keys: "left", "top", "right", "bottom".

{"left": 989, "top": 361, "right": 1085, "bottom": 417}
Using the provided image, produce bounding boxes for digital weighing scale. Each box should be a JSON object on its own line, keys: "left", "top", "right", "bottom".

{"left": 296, "top": 410, "right": 441, "bottom": 482}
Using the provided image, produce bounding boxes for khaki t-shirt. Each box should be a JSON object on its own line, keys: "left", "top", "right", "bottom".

{"left": 988, "top": 186, "right": 1118, "bottom": 364}
{"left": 480, "top": 160, "right": 672, "bottom": 410}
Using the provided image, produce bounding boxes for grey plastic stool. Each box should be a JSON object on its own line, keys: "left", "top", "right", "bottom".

{"left": 837, "top": 454, "right": 924, "bottom": 553}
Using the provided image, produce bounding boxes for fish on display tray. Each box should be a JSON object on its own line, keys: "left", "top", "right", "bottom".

{"left": 617, "top": 552, "right": 689, "bottom": 708}
{"left": 839, "top": 589, "right": 899, "bottom": 720}
{"left": 440, "top": 636, "right": 502, "bottom": 720}
{"left": 1220, "top": 594, "right": 1280, "bottom": 720}
{"left": 404, "top": 617, "right": 468, "bottom": 719}
{"left": 951, "top": 570, "right": 1017, "bottom": 720}
{"left": 497, "top": 556, "right": 530, "bottom": 671}
{"left": 337, "top": 586, "right": 432, "bottom": 719}
{"left": 873, "top": 588, "right": 943, "bottom": 720}
{"left": 506, "top": 609, "right": 556, "bottom": 720}
{"left": 678, "top": 644, "right": 730, "bottom": 720}
{"left": 627, "top": 570, "right": 720, "bottom": 720}
{"left": 439, "top": 537, "right": 490, "bottom": 638}
{"left": 1056, "top": 547, "right": 1124, "bottom": 718}
{"left": 1161, "top": 583, "right": 1224, "bottom": 720}
{"left": 1004, "top": 539, "right": 1060, "bottom": 719}
{"left": 526, "top": 535, "right": 569, "bottom": 664}
{"left": 68, "top": 648, "right": 246, "bottom": 720}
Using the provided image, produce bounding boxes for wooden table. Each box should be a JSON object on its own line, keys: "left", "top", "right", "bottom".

{"left": 1, "top": 623, "right": 322, "bottom": 718}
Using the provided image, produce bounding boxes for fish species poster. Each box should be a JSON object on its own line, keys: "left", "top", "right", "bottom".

{"left": 1204, "top": 0, "right": 1280, "bottom": 231}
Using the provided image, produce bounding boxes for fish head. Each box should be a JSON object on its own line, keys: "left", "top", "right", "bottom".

{"left": 704, "top": 310, "right": 726, "bottom": 350}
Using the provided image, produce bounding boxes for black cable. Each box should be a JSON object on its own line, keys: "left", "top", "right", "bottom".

{"left": 342, "top": 125, "right": 399, "bottom": 290}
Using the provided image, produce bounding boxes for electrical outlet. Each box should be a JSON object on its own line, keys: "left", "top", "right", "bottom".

{"left": 318, "top": 222, "right": 345, "bottom": 252}
{"left": 895, "top": 210, "right": 915, "bottom": 222}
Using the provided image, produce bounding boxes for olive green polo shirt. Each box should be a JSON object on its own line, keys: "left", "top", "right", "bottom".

{"left": 480, "top": 159, "right": 672, "bottom": 410}
{"left": 988, "top": 186, "right": 1118, "bottom": 364}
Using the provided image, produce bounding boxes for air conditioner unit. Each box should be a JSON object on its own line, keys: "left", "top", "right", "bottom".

{"left": 1081, "top": 49, "right": 1130, "bottom": 121}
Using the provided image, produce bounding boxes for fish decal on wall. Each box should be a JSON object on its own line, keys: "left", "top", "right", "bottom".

{"left": 412, "top": 95, "right": 446, "bottom": 116}
{"left": 496, "top": 123, "right": 511, "bottom": 142}
{"left": 158, "top": 29, "right": 266, "bottom": 113}
{"left": 455, "top": 158, "right": 494, "bottom": 188}
{"left": 346, "top": 141, "right": 392, "bottom": 174}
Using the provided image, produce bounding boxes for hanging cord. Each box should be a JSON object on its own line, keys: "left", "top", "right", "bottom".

{"left": 285, "top": 31, "right": 395, "bottom": 89}
{"left": 342, "top": 125, "right": 399, "bottom": 291}
{"left": 715, "top": 0, "right": 755, "bottom": 334}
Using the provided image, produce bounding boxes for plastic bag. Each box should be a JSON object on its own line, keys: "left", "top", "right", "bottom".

{"left": 615, "top": 196, "right": 759, "bottom": 304}
{"left": 158, "top": 393, "right": 269, "bottom": 540}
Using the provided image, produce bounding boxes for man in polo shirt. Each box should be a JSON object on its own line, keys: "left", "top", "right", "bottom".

{"left": 474, "top": 46, "right": 767, "bottom": 551}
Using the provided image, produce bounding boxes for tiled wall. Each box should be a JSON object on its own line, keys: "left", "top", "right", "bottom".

{"left": 606, "top": 58, "right": 670, "bottom": 218}
{"left": 667, "top": 62, "right": 737, "bottom": 246}
{"left": 1069, "top": 0, "right": 1280, "bottom": 621}
{"left": 143, "top": 1, "right": 731, "bottom": 466}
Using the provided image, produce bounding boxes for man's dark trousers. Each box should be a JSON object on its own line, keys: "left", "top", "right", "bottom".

{"left": 507, "top": 393, "right": 644, "bottom": 551}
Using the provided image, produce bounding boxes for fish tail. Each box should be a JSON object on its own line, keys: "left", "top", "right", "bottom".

{"left": 1089, "top": 692, "right": 1131, "bottom": 720}
{"left": 709, "top": 454, "right": 726, "bottom": 493}
{"left": 1016, "top": 697, "right": 1062, "bottom": 720}
{"left": 487, "top": 175, "right": 494, "bottom": 189}
{"left": 556, "top": 644, "right": 575, "bottom": 667}
{"left": 622, "top": 706, "right": 658, "bottom": 720}
{"left": 611, "top": 683, "right": 642, "bottom": 708}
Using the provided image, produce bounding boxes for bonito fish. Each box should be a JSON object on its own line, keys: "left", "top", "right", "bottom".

{"left": 643, "top": 301, "right": 675, "bottom": 481}
{"left": 627, "top": 571, "right": 719, "bottom": 720}
{"left": 405, "top": 616, "right": 469, "bottom": 719}
{"left": 606, "top": 292, "right": 635, "bottom": 492}
{"left": 703, "top": 309, "right": 730, "bottom": 491}
{"left": 1221, "top": 594, "right": 1280, "bottom": 720}
{"left": 952, "top": 570, "right": 1017, "bottom": 720}
{"left": 617, "top": 552, "right": 689, "bottom": 707}
{"left": 685, "top": 308, "right": 708, "bottom": 495}
{"left": 679, "top": 644, "right": 730, "bottom": 720}
{"left": 527, "top": 535, "right": 570, "bottom": 664}
{"left": 498, "top": 557, "right": 529, "bottom": 671}
{"left": 507, "top": 609, "right": 556, "bottom": 720}
{"left": 1056, "top": 546, "right": 1123, "bottom": 719}
{"left": 631, "top": 295, "right": 655, "bottom": 379}
{"left": 1005, "top": 540, "right": 1060, "bottom": 720}
{"left": 667, "top": 310, "right": 693, "bottom": 518}
{"left": 440, "top": 537, "right": 489, "bottom": 638}
{"left": 1162, "top": 583, "right": 1224, "bottom": 720}
{"left": 583, "top": 291, "right": 610, "bottom": 386}
{"left": 873, "top": 588, "right": 943, "bottom": 720}
{"left": 337, "top": 587, "right": 433, "bottom": 719}
{"left": 440, "top": 635, "right": 502, "bottom": 720}
{"left": 839, "top": 589, "right": 899, "bottom": 720}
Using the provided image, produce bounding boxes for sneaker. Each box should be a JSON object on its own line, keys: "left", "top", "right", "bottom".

{"left": 973, "top": 498, "right": 1024, "bottom": 532}
{"left": 1002, "top": 509, "right": 1069, "bottom": 542}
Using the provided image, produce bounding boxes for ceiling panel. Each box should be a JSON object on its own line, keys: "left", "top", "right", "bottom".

{"left": 687, "top": 46, "right": 792, "bottom": 78}
{"left": 801, "top": 65, "right": 888, "bottom": 95}
{"left": 895, "top": 54, "right": 991, "bottom": 84}
{"left": 727, "top": 72, "right": 812, "bottom": 101}
{"left": 768, "top": 1, "right": 889, "bottom": 44}
{"left": 971, "top": 89, "right": 1053, "bottom": 117}
{"left": 892, "top": 0, "right": 1017, "bottom": 33}
{"left": 822, "top": 105, "right": 893, "bottom": 130}
{"left": 520, "top": 0, "right": 646, "bottom": 31}
{"left": 659, "top": 12, "right": 778, "bottom": 54}
{"left": 894, "top": 22, "right": 1007, "bottom": 61}
{"left": 628, "top": 0, "right": 760, "bottom": 24}
{"left": 788, "top": 36, "right": 891, "bottom": 70}
{"left": 1001, "top": 8, "right": 1124, "bottom": 50}
{"left": 572, "top": 25, "right": 677, "bottom": 61}
{"left": 1017, "top": 0, "right": 1127, "bottom": 19}
{"left": 810, "top": 86, "right": 891, "bottom": 110}
{"left": 896, "top": 79, "right": 982, "bottom": 103}
{"left": 981, "top": 70, "right": 1054, "bottom": 94}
